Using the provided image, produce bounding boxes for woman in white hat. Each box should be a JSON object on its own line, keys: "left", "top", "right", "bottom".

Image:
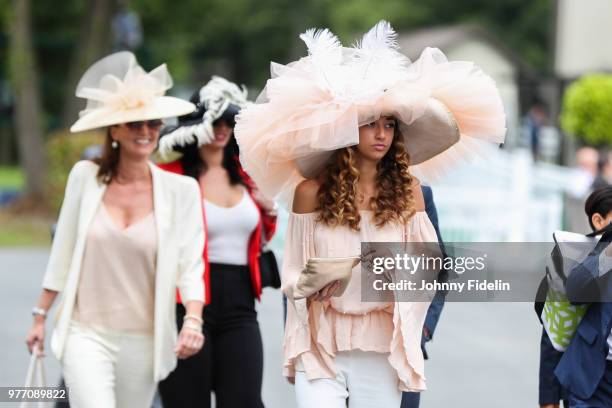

{"left": 235, "top": 21, "right": 506, "bottom": 407}
{"left": 25, "top": 52, "right": 206, "bottom": 408}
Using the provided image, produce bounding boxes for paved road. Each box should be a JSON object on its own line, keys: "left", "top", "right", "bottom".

{"left": 1, "top": 249, "right": 540, "bottom": 407}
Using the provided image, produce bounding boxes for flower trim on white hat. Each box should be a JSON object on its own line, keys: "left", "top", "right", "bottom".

{"left": 70, "top": 51, "right": 195, "bottom": 132}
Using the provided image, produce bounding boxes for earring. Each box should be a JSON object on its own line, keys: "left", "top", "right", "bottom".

{"left": 111, "top": 140, "right": 119, "bottom": 149}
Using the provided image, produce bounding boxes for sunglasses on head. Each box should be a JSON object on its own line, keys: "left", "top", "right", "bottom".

{"left": 124, "top": 119, "right": 163, "bottom": 130}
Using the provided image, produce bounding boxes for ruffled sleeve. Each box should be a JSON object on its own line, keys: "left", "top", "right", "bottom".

{"left": 281, "top": 212, "right": 316, "bottom": 302}
{"left": 281, "top": 212, "right": 326, "bottom": 378}
{"left": 389, "top": 211, "right": 440, "bottom": 392}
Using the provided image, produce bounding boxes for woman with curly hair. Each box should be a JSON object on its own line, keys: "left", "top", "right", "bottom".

{"left": 285, "top": 116, "right": 429, "bottom": 407}
{"left": 235, "top": 21, "right": 506, "bottom": 407}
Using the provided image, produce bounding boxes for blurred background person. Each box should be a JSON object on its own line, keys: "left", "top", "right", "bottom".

{"left": 593, "top": 150, "right": 612, "bottom": 190}
{"left": 24, "top": 52, "right": 206, "bottom": 408}
{"left": 576, "top": 147, "right": 600, "bottom": 188}
{"left": 157, "top": 76, "right": 277, "bottom": 408}
{"left": 524, "top": 102, "right": 548, "bottom": 162}
{"left": 565, "top": 147, "right": 605, "bottom": 233}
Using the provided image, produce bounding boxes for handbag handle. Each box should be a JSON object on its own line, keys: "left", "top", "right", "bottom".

{"left": 20, "top": 345, "right": 47, "bottom": 408}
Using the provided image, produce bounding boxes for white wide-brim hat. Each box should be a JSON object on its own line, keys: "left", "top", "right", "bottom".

{"left": 235, "top": 21, "right": 506, "bottom": 208}
{"left": 70, "top": 51, "right": 195, "bottom": 133}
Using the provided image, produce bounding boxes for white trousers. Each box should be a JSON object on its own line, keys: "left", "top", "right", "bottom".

{"left": 61, "top": 322, "right": 156, "bottom": 408}
{"left": 294, "top": 350, "right": 402, "bottom": 408}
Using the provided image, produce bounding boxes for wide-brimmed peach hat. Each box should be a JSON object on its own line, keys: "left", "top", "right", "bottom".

{"left": 235, "top": 20, "right": 506, "bottom": 208}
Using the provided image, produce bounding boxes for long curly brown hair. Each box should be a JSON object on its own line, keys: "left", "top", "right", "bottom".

{"left": 315, "top": 125, "right": 416, "bottom": 230}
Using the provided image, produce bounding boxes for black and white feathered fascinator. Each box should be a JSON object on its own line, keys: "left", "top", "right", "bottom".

{"left": 158, "top": 76, "right": 249, "bottom": 157}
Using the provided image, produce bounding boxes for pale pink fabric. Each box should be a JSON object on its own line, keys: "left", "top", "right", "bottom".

{"left": 282, "top": 210, "right": 438, "bottom": 392}
{"left": 73, "top": 205, "right": 157, "bottom": 334}
{"left": 235, "top": 46, "right": 506, "bottom": 210}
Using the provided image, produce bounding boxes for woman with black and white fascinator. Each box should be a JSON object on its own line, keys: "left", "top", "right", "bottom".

{"left": 156, "top": 76, "right": 277, "bottom": 408}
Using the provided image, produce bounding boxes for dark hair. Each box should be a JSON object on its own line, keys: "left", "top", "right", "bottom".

{"left": 179, "top": 122, "right": 245, "bottom": 185}
{"left": 585, "top": 186, "right": 612, "bottom": 230}
{"left": 95, "top": 128, "right": 120, "bottom": 184}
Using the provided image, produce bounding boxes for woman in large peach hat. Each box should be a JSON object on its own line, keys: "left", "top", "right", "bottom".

{"left": 235, "top": 20, "right": 505, "bottom": 407}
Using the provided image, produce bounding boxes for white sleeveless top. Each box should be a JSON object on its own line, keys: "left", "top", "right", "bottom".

{"left": 204, "top": 188, "right": 260, "bottom": 265}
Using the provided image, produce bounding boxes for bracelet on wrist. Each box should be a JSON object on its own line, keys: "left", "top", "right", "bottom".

{"left": 182, "top": 321, "right": 202, "bottom": 333}
{"left": 183, "top": 314, "right": 204, "bottom": 325}
{"left": 32, "top": 307, "right": 47, "bottom": 319}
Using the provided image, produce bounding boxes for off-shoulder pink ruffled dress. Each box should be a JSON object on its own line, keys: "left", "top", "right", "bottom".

{"left": 282, "top": 210, "right": 439, "bottom": 392}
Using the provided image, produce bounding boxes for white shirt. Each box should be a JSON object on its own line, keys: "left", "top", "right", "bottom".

{"left": 204, "top": 188, "right": 259, "bottom": 265}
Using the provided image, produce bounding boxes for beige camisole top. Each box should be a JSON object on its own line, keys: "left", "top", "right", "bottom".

{"left": 73, "top": 204, "right": 157, "bottom": 333}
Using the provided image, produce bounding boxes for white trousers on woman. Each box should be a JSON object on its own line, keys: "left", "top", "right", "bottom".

{"left": 61, "top": 322, "right": 156, "bottom": 408}
{"left": 294, "top": 350, "right": 402, "bottom": 408}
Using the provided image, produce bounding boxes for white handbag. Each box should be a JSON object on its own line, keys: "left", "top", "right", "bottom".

{"left": 20, "top": 346, "right": 49, "bottom": 408}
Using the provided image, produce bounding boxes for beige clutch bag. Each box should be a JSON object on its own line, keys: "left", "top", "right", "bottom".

{"left": 293, "top": 255, "right": 361, "bottom": 300}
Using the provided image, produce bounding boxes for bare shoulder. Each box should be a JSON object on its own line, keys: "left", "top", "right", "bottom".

{"left": 410, "top": 176, "right": 425, "bottom": 211}
{"left": 292, "top": 179, "right": 320, "bottom": 214}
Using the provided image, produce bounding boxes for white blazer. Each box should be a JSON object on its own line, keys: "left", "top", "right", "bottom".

{"left": 42, "top": 160, "right": 205, "bottom": 382}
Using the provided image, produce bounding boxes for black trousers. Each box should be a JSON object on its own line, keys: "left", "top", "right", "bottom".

{"left": 539, "top": 329, "right": 569, "bottom": 407}
{"left": 159, "top": 263, "right": 264, "bottom": 408}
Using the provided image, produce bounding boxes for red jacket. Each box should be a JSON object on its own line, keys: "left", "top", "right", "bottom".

{"left": 158, "top": 160, "right": 277, "bottom": 305}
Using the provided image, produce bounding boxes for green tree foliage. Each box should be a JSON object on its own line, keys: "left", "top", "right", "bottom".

{"left": 46, "top": 129, "right": 103, "bottom": 211}
{"left": 131, "top": 0, "right": 295, "bottom": 87}
{"left": 0, "top": 0, "right": 553, "bottom": 133}
{"left": 409, "top": 0, "right": 552, "bottom": 70}
{"left": 561, "top": 75, "right": 612, "bottom": 147}
{"left": 31, "top": 0, "right": 84, "bottom": 129}
{"left": 131, "top": 0, "right": 552, "bottom": 89}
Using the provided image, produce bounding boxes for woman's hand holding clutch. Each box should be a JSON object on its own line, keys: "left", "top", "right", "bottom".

{"left": 308, "top": 280, "right": 341, "bottom": 303}
{"left": 294, "top": 256, "right": 361, "bottom": 301}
